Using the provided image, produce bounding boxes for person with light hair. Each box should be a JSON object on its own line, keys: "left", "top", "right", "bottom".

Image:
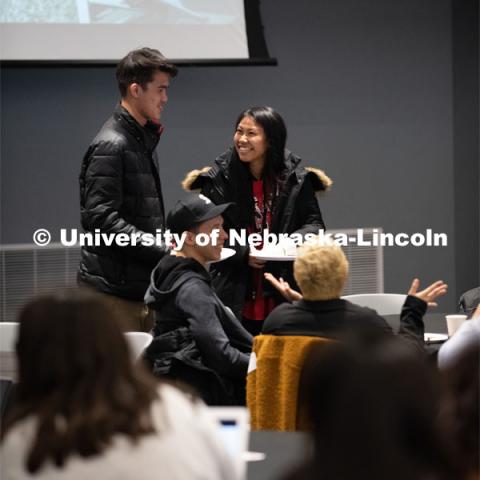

{"left": 293, "top": 242, "right": 349, "bottom": 300}
{"left": 263, "top": 241, "right": 447, "bottom": 347}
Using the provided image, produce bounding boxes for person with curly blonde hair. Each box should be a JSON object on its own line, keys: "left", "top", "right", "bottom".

{"left": 263, "top": 241, "right": 447, "bottom": 348}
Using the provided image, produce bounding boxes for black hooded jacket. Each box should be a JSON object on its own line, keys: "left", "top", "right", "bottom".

{"left": 181, "top": 148, "right": 333, "bottom": 319}
{"left": 78, "top": 105, "right": 168, "bottom": 300}
{"left": 144, "top": 255, "right": 253, "bottom": 404}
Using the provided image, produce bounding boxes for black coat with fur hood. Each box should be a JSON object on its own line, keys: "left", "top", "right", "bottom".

{"left": 182, "top": 148, "right": 332, "bottom": 320}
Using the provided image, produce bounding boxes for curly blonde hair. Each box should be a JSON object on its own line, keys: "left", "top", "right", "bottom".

{"left": 294, "top": 242, "right": 349, "bottom": 300}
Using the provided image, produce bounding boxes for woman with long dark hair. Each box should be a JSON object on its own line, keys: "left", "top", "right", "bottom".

{"left": 183, "top": 106, "right": 332, "bottom": 335}
{"left": 283, "top": 341, "right": 459, "bottom": 480}
{"left": 0, "top": 291, "right": 234, "bottom": 480}
{"left": 440, "top": 342, "right": 479, "bottom": 480}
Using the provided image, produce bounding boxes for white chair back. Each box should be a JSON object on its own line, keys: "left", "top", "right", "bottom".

{"left": 0, "top": 322, "right": 19, "bottom": 380}
{"left": 0, "top": 322, "right": 19, "bottom": 353}
{"left": 0, "top": 327, "right": 152, "bottom": 380}
{"left": 124, "top": 332, "right": 153, "bottom": 361}
{"left": 341, "top": 293, "right": 406, "bottom": 315}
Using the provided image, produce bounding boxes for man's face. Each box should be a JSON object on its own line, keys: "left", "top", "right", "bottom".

{"left": 192, "top": 215, "right": 228, "bottom": 264}
{"left": 134, "top": 70, "right": 170, "bottom": 124}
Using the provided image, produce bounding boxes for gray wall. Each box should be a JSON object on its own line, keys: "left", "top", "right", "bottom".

{"left": 1, "top": 0, "right": 478, "bottom": 311}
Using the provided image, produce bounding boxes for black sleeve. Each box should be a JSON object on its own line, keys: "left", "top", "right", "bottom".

{"left": 80, "top": 143, "right": 168, "bottom": 263}
{"left": 397, "top": 295, "right": 426, "bottom": 348}
{"left": 360, "top": 297, "right": 426, "bottom": 349}
{"left": 292, "top": 176, "right": 326, "bottom": 236}
{"left": 176, "top": 279, "right": 250, "bottom": 378}
{"left": 218, "top": 302, "right": 253, "bottom": 353}
{"left": 354, "top": 300, "right": 425, "bottom": 351}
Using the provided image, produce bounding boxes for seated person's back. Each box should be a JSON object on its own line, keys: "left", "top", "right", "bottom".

{"left": 281, "top": 340, "right": 459, "bottom": 480}
{"left": 263, "top": 242, "right": 447, "bottom": 348}
{"left": 0, "top": 290, "right": 235, "bottom": 480}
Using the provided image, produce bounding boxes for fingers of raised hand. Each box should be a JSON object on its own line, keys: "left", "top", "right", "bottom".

{"left": 407, "top": 278, "right": 420, "bottom": 296}
{"left": 264, "top": 272, "right": 279, "bottom": 287}
{"left": 422, "top": 281, "right": 448, "bottom": 300}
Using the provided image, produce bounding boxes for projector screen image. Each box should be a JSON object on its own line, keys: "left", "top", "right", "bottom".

{"left": 0, "top": 0, "right": 256, "bottom": 61}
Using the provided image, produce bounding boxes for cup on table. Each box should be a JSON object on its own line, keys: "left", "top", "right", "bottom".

{"left": 445, "top": 314, "right": 467, "bottom": 336}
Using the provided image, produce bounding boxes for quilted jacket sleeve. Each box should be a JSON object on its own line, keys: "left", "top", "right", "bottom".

{"left": 80, "top": 142, "right": 168, "bottom": 263}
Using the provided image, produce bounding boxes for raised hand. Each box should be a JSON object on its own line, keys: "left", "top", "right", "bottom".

{"left": 264, "top": 272, "right": 303, "bottom": 302}
{"left": 407, "top": 278, "right": 448, "bottom": 308}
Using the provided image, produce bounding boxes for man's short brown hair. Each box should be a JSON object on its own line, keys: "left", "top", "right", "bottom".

{"left": 294, "top": 242, "right": 349, "bottom": 300}
{"left": 116, "top": 47, "right": 178, "bottom": 97}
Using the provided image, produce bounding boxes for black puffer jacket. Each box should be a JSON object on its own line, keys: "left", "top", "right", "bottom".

{"left": 144, "top": 255, "right": 253, "bottom": 405}
{"left": 78, "top": 105, "right": 168, "bottom": 300}
{"left": 182, "top": 148, "right": 332, "bottom": 319}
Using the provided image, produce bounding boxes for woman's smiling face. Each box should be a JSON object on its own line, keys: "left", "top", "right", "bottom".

{"left": 233, "top": 116, "right": 268, "bottom": 174}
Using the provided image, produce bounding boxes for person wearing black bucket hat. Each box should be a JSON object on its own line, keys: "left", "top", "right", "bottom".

{"left": 144, "top": 194, "right": 253, "bottom": 406}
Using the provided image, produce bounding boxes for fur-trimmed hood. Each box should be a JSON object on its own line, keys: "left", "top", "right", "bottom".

{"left": 304, "top": 167, "right": 333, "bottom": 192}
{"left": 182, "top": 166, "right": 212, "bottom": 192}
{"left": 181, "top": 149, "right": 333, "bottom": 193}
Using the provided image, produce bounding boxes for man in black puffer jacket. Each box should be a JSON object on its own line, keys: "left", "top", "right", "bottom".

{"left": 79, "top": 48, "right": 177, "bottom": 331}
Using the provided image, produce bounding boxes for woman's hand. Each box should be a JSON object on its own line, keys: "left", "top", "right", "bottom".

{"left": 407, "top": 278, "right": 448, "bottom": 308}
{"left": 248, "top": 255, "right": 267, "bottom": 269}
{"left": 264, "top": 272, "right": 303, "bottom": 302}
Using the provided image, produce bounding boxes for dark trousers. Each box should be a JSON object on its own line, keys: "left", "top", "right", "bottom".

{"left": 78, "top": 283, "right": 153, "bottom": 332}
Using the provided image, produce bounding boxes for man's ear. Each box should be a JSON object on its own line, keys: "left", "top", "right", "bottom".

{"left": 128, "top": 83, "right": 142, "bottom": 99}
{"left": 184, "top": 230, "right": 197, "bottom": 246}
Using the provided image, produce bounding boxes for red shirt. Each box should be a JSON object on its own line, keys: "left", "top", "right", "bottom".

{"left": 243, "top": 179, "right": 277, "bottom": 321}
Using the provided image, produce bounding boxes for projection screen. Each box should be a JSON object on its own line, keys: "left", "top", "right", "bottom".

{"left": 0, "top": 0, "right": 269, "bottom": 62}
